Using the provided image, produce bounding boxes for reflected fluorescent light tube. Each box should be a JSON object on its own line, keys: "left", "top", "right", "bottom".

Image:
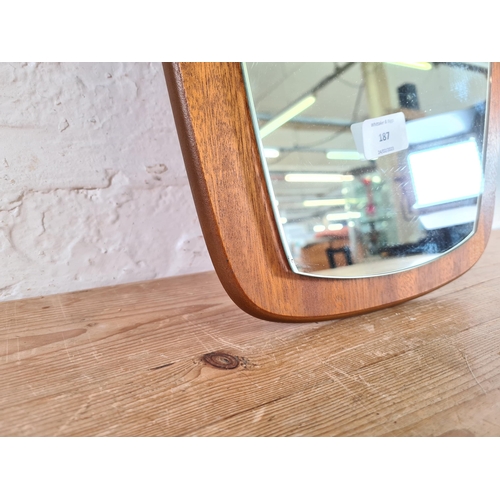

{"left": 386, "top": 62, "right": 432, "bottom": 71}
{"left": 286, "top": 173, "right": 354, "bottom": 183}
{"left": 279, "top": 217, "right": 287, "bottom": 224}
{"left": 326, "top": 211, "right": 361, "bottom": 221}
{"left": 313, "top": 224, "right": 326, "bottom": 232}
{"left": 326, "top": 150, "right": 364, "bottom": 161}
{"left": 260, "top": 95, "right": 316, "bottom": 138}
{"left": 328, "top": 223, "right": 343, "bottom": 231}
{"left": 263, "top": 148, "right": 280, "bottom": 158}
{"left": 303, "top": 199, "right": 347, "bottom": 207}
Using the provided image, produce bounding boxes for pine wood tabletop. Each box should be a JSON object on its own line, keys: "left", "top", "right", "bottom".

{"left": 2, "top": 232, "right": 500, "bottom": 436}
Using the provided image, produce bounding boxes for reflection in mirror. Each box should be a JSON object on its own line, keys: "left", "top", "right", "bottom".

{"left": 243, "top": 62, "right": 489, "bottom": 278}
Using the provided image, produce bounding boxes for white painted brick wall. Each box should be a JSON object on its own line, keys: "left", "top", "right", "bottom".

{"left": 0, "top": 62, "right": 213, "bottom": 302}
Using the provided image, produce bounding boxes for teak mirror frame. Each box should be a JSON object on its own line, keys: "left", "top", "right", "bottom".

{"left": 163, "top": 62, "right": 499, "bottom": 322}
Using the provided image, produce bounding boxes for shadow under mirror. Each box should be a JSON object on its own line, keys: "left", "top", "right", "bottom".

{"left": 243, "top": 62, "right": 489, "bottom": 278}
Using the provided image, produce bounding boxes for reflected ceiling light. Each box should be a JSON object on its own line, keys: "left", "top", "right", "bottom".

{"left": 326, "top": 211, "right": 361, "bottom": 221}
{"left": 285, "top": 173, "right": 354, "bottom": 183}
{"left": 313, "top": 224, "right": 326, "bottom": 232}
{"left": 260, "top": 94, "right": 316, "bottom": 138}
{"left": 347, "top": 221, "right": 356, "bottom": 227}
{"left": 371, "top": 175, "right": 382, "bottom": 183}
{"left": 264, "top": 148, "right": 280, "bottom": 158}
{"left": 303, "top": 199, "right": 347, "bottom": 207}
{"left": 327, "top": 223, "right": 343, "bottom": 231}
{"left": 326, "top": 150, "right": 364, "bottom": 161}
{"left": 280, "top": 217, "right": 287, "bottom": 224}
{"left": 386, "top": 62, "right": 432, "bottom": 71}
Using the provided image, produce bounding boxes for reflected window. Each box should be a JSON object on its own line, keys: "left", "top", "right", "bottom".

{"left": 408, "top": 138, "right": 482, "bottom": 209}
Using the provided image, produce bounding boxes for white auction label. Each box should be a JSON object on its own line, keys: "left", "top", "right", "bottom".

{"left": 350, "top": 112, "right": 409, "bottom": 160}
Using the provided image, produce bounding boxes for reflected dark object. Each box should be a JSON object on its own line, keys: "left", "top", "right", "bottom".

{"left": 380, "top": 222, "right": 474, "bottom": 257}
{"left": 326, "top": 246, "right": 353, "bottom": 268}
{"left": 398, "top": 83, "right": 420, "bottom": 110}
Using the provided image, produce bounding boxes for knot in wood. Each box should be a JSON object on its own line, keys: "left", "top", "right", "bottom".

{"left": 203, "top": 352, "right": 239, "bottom": 370}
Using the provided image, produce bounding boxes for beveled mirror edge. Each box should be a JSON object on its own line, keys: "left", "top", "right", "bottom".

{"left": 242, "top": 62, "right": 491, "bottom": 280}
{"left": 163, "top": 62, "right": 498, "bottom": 323}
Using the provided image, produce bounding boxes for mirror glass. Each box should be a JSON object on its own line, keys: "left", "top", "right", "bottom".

{"left": 243, "top": 62, "right": 489, "bottom": 278}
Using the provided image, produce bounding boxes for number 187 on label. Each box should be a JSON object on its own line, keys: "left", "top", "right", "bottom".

{"left": 361, "top": 112, "right": 408, "bottom": 160}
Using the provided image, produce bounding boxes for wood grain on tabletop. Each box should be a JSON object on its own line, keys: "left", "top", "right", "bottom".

{"left": 1, "top": 231, "right": 500, "bottom": 437}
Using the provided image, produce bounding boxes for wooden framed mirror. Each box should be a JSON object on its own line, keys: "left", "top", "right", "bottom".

{"left": 163, "top": 62, "right": 498, "bottom": 322}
